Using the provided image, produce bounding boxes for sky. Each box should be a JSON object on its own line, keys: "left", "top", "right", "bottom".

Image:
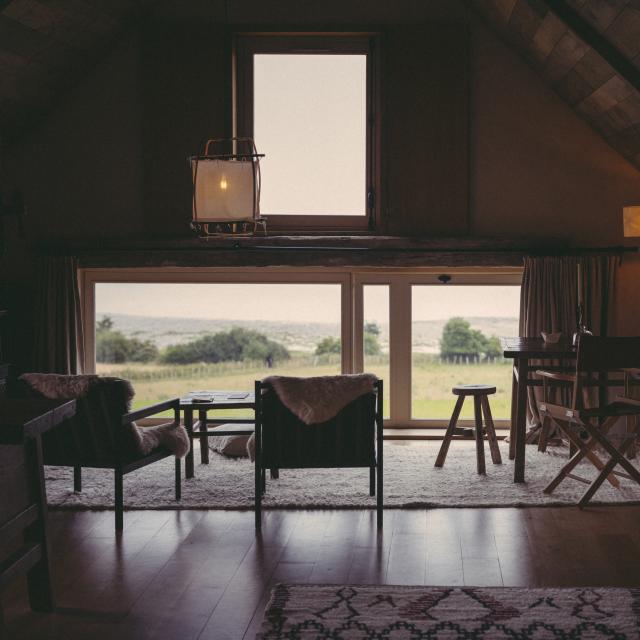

{"left": 96, "top": 283, "right": 520, "bottom": 324}
{"left": 254, "top": 54, "right": 367, "bottom": 216}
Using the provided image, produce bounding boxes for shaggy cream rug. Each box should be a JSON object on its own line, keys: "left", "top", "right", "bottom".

{"left": 257, "top": 584, "right": 640, "bottom": 639}
{"left": 44, "top": 441, "right": 640, "bottom": 510}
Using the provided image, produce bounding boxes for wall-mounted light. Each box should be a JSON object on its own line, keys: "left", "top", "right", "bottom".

{"left": 623, "top": 205, "right": 640, "bottom": 238}
{"left": 189, "top": 138, "right": 265, "bottom": 237}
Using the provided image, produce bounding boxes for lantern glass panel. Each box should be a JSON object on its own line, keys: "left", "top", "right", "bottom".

{"left": 192, "top": 159, "right": 256, "bottom": 222}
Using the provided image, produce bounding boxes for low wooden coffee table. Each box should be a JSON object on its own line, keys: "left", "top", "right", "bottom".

{"left": 180, "top": 391, "right": 255, "bottom": 479}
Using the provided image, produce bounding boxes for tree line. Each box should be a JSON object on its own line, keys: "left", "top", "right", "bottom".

{"left": 96, "top": 317, "right": 290, "bottom": 365}
{"left": 96, "top": 316, "right": 500, "bottom": 366}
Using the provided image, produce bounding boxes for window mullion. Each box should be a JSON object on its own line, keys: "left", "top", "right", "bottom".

{"left": 341, "top": 275, "right": 354, "bottom": 374}
{"left": 352, "top": 275, "right": 364, "bottom": 374}
{"left": 389, "top": 278, "right": 411, "bottom": 427}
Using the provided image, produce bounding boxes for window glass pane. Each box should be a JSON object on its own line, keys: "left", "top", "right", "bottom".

{"left": 411, "top": 285, "right": 520, "bottom": 420}
{"left": 254, "top": 54, "right": 367, "bottom": 216}
{"left": 95, "top": 283, "right": 342, "bottom": 415}
{"left": 363, "top": 285, "right": 389, "bottom": 418}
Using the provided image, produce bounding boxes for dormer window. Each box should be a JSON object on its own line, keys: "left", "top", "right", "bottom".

{"left": 234, "top": 34, "right": 379, "bottom": 232}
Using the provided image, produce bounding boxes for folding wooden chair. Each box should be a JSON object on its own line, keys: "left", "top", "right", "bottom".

{"left": 536, "top": 366, "right": 615, "bottom": 482}
{"left": 538, "top": 336, "right": 640, "bottom": 507}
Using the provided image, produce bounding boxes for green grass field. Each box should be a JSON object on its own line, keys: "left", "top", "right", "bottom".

{"left": 412, "top": 358, "right": 511, "bottom": 419}
{"left": 97, "top": 355, "right": 512, "bottom": 421}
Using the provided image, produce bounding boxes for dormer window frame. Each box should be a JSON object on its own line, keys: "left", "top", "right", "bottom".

{"left": 233, "top": 32, "right": 381, "bottom": 234}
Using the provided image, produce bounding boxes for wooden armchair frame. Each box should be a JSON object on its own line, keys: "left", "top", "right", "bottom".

{"left": 253, "top": 379, "right": 384, "bottom": 531}
{"left": 40, "top": 389, "right": 183, "bottom": 532}
{"left": 113, "top": 398, "right": 183, "bottom": 530}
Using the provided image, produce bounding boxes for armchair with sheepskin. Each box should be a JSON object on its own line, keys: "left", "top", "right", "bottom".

{"left": 15, "top": 373, "right": 189, "bottom": 531}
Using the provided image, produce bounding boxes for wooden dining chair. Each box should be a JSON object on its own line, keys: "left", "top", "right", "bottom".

{"left": 534, "top": 369, "right": 579, "bottom": 452}
{"left": 537, "top": 336, "right": 640, "bottom": 506}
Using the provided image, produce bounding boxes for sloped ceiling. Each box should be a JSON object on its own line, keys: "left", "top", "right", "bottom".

{"left": 1, "top": 0, "right": 640, "bottom": 171}
{"left": 473, "top": 0, "right": 640, "bottom": 169}
{"left": 0, "top": 0, "right": 154, "bottom": 144}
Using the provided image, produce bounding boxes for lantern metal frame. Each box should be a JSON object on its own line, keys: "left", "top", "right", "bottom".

{"left": 189, "top": 137, "right": 266, "bottom": 237}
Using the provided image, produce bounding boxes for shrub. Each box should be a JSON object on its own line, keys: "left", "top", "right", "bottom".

{"left": 160, "top": 327, "right": 289, "bottom": 365}
{"left": 315, "top": 324, "right": 381, "bottom": 357}
{"left": 315, "top": 336, "right": 341, "bottom": 356}
{"left": 95, "top": 315, "right": 158, "bottom": 363}
{"left": 439, "top": 318, "right": 503, "bottom": 363}
{"left": 364, "top": 332, "right": 381, "bottom": 356}
{"left": 96, "top": 329, "right": 158, "bottom": 364}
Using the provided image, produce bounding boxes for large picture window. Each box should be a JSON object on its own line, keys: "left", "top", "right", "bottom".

{"left": 235, "top": 35, "right": 378, "bottom": 231}
{"left": 82, "top": 268, "right": 521, "bottom": 427}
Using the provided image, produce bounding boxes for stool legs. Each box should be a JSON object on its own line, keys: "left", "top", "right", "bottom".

{"left": 436, "top": 392, "right": 501, "bottom": 474}
{"left": 474, "top": 396, "right": 486, "bottom": 475}
{"left": 435, "top": 395, "right": 465, "bottom": 467}
{"left": 481, "top": 395, "right": 502, "bottom": 465}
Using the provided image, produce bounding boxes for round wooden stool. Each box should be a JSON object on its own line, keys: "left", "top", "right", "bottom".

{"left": 435, "top": 384, "right": 502, "bottom": 474}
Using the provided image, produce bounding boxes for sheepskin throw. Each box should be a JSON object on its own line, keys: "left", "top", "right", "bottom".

{"left": 20, "top": 372, "right": 132, "bottom": 402}
{"left": 19, "top": 373, "right": 189, "bottom": 458}
{"left": 262, "top": 373, "right": 378, "bottom": 425}
{"left": 130, "top": 420, "right": 190, "bottom": 457}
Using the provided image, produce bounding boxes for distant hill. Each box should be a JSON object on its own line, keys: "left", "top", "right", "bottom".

{"left": 99, "top": 313, "right": 342, "bottom": 352}
{"left": 98, "top": 313, "right": 518, "bottom": 354}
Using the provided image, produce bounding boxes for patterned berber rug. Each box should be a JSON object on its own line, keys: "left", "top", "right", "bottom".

{"left": 256, "top": 584, "right": 640, "bottom": 639}
{"left": 44, "top": 441, "right": 640, "bottom": 510}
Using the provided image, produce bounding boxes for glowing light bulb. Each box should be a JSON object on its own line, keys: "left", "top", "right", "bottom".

{"left": 220, "top": 176, "right": 228, "bottom": 190}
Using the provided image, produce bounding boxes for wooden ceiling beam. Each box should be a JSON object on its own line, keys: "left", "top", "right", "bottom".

{"left": 543, "top": 0, "right": 640, "bottom": 92}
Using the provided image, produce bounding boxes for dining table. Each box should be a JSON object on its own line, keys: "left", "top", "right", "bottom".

{"left": 502, "top": 337, "right": 576, "bottom": 483}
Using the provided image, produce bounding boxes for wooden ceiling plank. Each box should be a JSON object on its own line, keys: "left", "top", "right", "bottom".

{"left": 556, "top": 66, "right": 596, "bottom": 104}
{"left": 615, "top": 93, "right": 640, "bottom": 125}
{"left": 577, "top": 75, "right": 633, "bottom": 118}
{"left": 543, "top": 30, "right": 590, "bottom": 83}
{"left": 509, "top": 0, "right": 545, "bottom": 45}
{"left": 573, "top": 48, "right": 615, "bottom": 88}
{"left": 531, "top": 11, "right": 566, "bottom": 62}
{"left": 572, "top": 0, "right": 628, "bottom": 31}
{"left": 606, "top": 101, "right": 640, "bottom": 129}
{"left": 543, "top": 0, "right": 640, "bottom": 91}
{"left": 605, "top": 7, "right": 640, "bottom": 61}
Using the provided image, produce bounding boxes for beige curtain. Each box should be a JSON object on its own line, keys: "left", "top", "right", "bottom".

{"left": 33, "top": 256, "right": 84, "bottom": 374}
{"left": 519, "top": 255, "right": 618, "bottom": 428}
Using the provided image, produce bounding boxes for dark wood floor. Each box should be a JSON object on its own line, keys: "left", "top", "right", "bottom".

{"left": 3, "top": 504, "right": 640, "bottom": 640}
